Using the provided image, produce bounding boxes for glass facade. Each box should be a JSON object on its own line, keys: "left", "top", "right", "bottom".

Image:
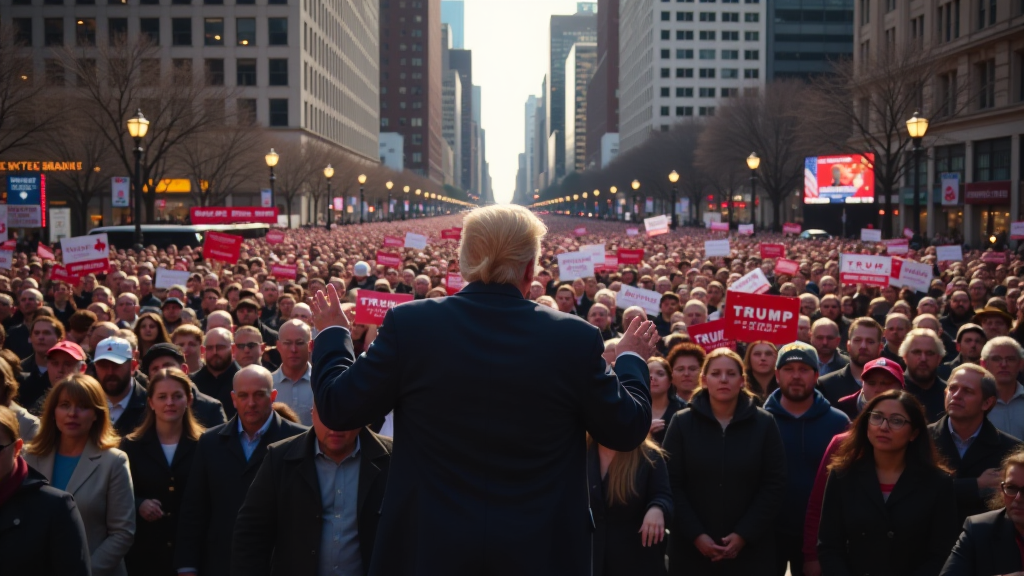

{"left": 766, "top": 0, "right": 854, "bottom": 80}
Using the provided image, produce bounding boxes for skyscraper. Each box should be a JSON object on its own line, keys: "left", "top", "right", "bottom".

{"left": 564, "top": 42, "right": 597, "bottom": 175}
{"left": 766, "top": 0, "right": 853, "bottom": 80}
{"left": 448, "top": 49, "right": 474, "bottom": 193}
{"left": 441, "top": 0, "right": 465, "bottom": 49}
{"left": 547, "top": 8, "right": 596, "bottom": 182}
{"left": 523, "top": 95, "right": 539, "bottom": 197}
{"left": 586, "top": 0, "right": 620, "bottom": 170}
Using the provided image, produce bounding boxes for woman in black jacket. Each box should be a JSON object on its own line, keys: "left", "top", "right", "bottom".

{"left": 818, "top": 390, "right": 960, "bottom": 576}
{"left": 663, "top": 348, "right": 786, "bottom": 575}
{"left": 588, "top": 432, "right": 673, "bottom": 576}
{"left": 647, "top": 356, "right": 686, "bottom": 446}
{"left": 120, "top": 369, "right": 204, "bottom": 576}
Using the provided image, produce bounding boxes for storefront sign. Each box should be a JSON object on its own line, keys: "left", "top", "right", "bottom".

{"left": 7, "top": 174, "right": 45, "bottom": 227}
{"left": 0, "top": 161, "right": 82, "bottom": 172}
{"left": 190, "top": 207, "right": 279, "bottom": 224}
{"left": 964, "top": 181, "right": 1010, "bottom": 204}
{"left": 723, "top": 291, "right": 800, "bottom": 346}
{"left": 941, "top": 173, "right": 960, "bottom": 206}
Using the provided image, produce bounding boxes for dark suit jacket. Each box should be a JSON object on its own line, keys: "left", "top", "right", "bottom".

{"left": 17, "top": 355, "right": 49, "bottom": 414}
{"left": 820, "top": 350, "right": 851, "bottom": 377}
{"left": 929, "top": 416, "right": 1022, "bottom": 522}
{"left": 112, "top": 381, "right": 148, "bottom": 437}
{"left": 5, "top": 323, "right": 32, "bottom": 362}
{"left": 230, "top": 428, "right": 392, "bottom": 576}
{"left": 938, "top": 354, "right": 971, "bottom": 381}
{"left": 818, "top": 364, "right": 861, "bottom": 406}
{"left": 190, "top": 385, "right": 228, "bottom": 429}
{"left": 940, "top": 509, "right": 1024, "bottom": 576}
{"left": 121, "top": 428, "right": 199, "bottom": 576}
{"left": 310, "top": 281, "right": 653, "bottom": 576}
{"left": 173, "top": 413, "right": 307, "bottom": 576}
{"left": 190, "top": 362, "right": 241, "bottom": 418}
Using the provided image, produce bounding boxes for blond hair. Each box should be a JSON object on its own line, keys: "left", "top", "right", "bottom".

{"left": 459, "top": 205, "right": 547, "bottom": 285}
{"left": 587, "top": 434, "right": 666, "bottom": 507}
{"left": 127, "top": 368, "right": 205, "bottom": 442}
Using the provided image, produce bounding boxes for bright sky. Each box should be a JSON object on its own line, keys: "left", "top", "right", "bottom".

{"left": 464, "top": 0, "right": 582, "bottom": 204}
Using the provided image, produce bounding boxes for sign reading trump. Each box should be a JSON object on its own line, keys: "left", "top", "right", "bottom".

{"left": 723, "top": 291, "right": 800, "bottom": 346}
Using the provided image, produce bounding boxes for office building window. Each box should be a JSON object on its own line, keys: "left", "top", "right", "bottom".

{"left": 744, "top": 31, "right": 759, "bottom": 41}
{"left": 744, "top": 50, "right": 759, "bottom": 60}
{"left": 699, "top": 11, "right": 716, "bottom": 20}
{"left": 13, "top": 19, "right": 32, "bottom": 45}
{"left": 699, "top": 106, "right": 715, "bottom": 116}
{"left": 973, "top": 137, "right": 1010, "bottom": 181}
{"left": 661, "top": 11, "right": 671, "bottom": 20}
{"left": 677, "top": 87, "right": 694, "bottom": 96}
{"left": 976, "top": 58, "right": 995, "bottom": 108}
{"left": 237, "top": 59, "right": 257, "bottom": 86}
{"left": 744, "top": 68, "right": 759, "bottom": 78}
{"left": 677, "top": 49, "right": 693, "bottom": 58}
{"left": 140, "top": 18, "right": 159, "bottom": 45}
{"left": 722, "top": 68, "right": 739, "bottom": 78}
{"left": 205, "top": 18, "right": 224, "bottom": 46}
{"left": 723, "top": 12, "right": 740, "bottom": 21}
{"left": 269, "top": 99, "right": 288, "bottom": 126}
{"left": 661, "top": 49, "right": 671, "bottom": 59}
{"left": 676, "top": 68, "right": 694, "bottom": 77}
{"left": 722, "top": 31, "right": 739, "bottom": 40}
{"left": 676, "top": 106, "right": 694, "bottom": 116}
{"left": 268, "top": 18, "right": 288, "bottom": 45}
{"left": 722, "top": 88, "right": 738, "bottom": 97}
{"left": 699, "top": 68, "right": 716, "bottom": 78}
{"left": 661, "top": 87, "right": 671, "bottom": 97}
{"left": 677, "top": 30, "right": 694, "bottom": 39}
{"left": 44, "top": 19, "right": 64, "bottom": 47}
{"left": 109, "top": 18, "right": 128, "bottom": 44}
{"left": 412, "top": 152, "right": 422, "bottom": 163}
{"left": 660, "top": 106, "right": 670, "bottom": 116}
{"left": 699, "top": 87, "right": 716, "bottom": 97}
{"left": 744, "top": 12, "right": 758, "bottom": 21}
{"left": 677, "top": 11, "right": 694, "bottom": 20}
{"left": 237, "top": 18, "right": 256, "bottom": 46}
{"left": 237, "top": 99, "right": 257, "bottom": 124}
{"left": 722, "top": 50, "right": 739, "bottom": 59}
{"left": 661, "top": 68, "right": 671, "bottom": 78}
{"left": 700, "top": 49, "right": 716, "bottom": 59}
{"left": 699, "top": 30, "right": 716, "bottom": 40}
{"left": 76, "top": 19, "right": 96, "bottom": 46}
{"left": 661, "top": 30, "right": 671, "bottom": 39}
{"left": 268, "top": 59, "right": 288, "bottom": 85}
{"left": 861, "top": 0, "right": 871, "bottom": 24}
{"left": 205, "top": 59, "right": 225, "bottom": 85}
{"left": 172, "top": 18, "right": 192, "bottom": 46}
{"left": 887, "top": 0, "right": 896, "bottom": 11}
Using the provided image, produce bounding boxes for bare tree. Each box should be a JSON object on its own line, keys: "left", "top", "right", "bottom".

{"left": 174, "top": 115, "right": 265, "bottom": 207}
{"left": 0, "top": 24, "right": 63, "bottom": 157}
{"left": 37, "top": 115, "right": 118, "bottom": 234}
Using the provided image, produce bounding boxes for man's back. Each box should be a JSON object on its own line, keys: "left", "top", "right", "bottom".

{"left": 311, "top": 282, "right": 652, "bottom": 575}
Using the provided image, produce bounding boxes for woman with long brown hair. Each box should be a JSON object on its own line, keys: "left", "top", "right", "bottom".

{"left": 818, "top": 390, "right": 959, "bottom": 576}
{"left": 120, "top": 368, "right": 204, "bottom": 576}
{"left": 132, "top": 312, "right": 171, "bottom": 358}
{"left": 23, "top": 373, "right": 136, "bottom": 576}
{"left": 743, "top": 341, "right": 778, "bottom": 401}
{"left": 647, "top": 356, "right": 686, "bottom": 445}
{"left": 662, "top": 348, "right": 786, "bottom": 575}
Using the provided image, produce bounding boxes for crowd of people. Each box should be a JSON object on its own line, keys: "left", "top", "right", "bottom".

{"left": 0, "top": 210, "right": 1023, "bottom": 576}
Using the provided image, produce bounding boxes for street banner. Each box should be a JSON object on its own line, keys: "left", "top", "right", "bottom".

{"left": 782, "top": 223, "right": 801, "bottom": 235}
{"left": 190, "top": 207, "right": 278, "bottom": 224}
{"left": 557, "top": 251, "right": 594, "bottom": 281}
{"left": 860, "top": 228, "right": 882, "bottom": 242}
{"left": 704, "top": 239, "right": 731, "bottom": 258}
{"left": 375, "top": 251, "right": 402, "bottom": 268}
{"left": 738, "top": 224, "right": 754, "bottom": 235}
{"left": 383, "top": 235, "right": 404, "bottom": 248}
{"left": 626, "top": 227, "right": 639, "bottom": 237}
{"left": 354, "top": 289, "right": 413, "bottom": 326}
{"left": 580, "top": 244, "right": 606, "bottom": 271}
{"left": 596, "top": 255, "right": 619, "bottom": 273}
{"left": 111, "top": 177, "right": 130, "bottom": 208}
{"left": 840, "top": 253, "right": 892, "bottom": 287}
{"left": 982, "top": 251, "right": 1009, "bottom": 265}
{"left": 775, "top": 258, "right": 800, "bottom": 276}
{"left": 155, "top": 267, "right": 190, "bottom": 289}
{"left": 404, "top": 232, "right": 427, "bottom": 250}
{"left": 617, "top": 248, "right": 644, "bottom": 264}
{"left": 270, "top": 264, "right": 297, "bottom": 279}
{"left": 685, "top": 319, "right": 736, "bottom": 353}
{"left": 645, "top": 215, "right": 670, "bottom": 236}
{"left": 0, "top": 250, "right": 13, "bottom": 270}
{"left": 904, "top": 227, "right": 914, "bottom": 239}
{"left": 941, "top": 173, "right": 960, "bottom": 206}
{"left": 730, "top": 268, "right": 771, "bottom": 294}
{"left": 883, "top": 239, "right": 909, "bottom": 255}
{"left": 261, "top": 189, "right": 273, "bottom": 208}
{"left": 50, "top": 265, "right": 78, "bottom": 283}
{"left": 49, "top": 208, "right": 71, "bottom": 242}
{"left": 1011, "top": 222, "right": 1024, "bottom": 240}
{"left": 265, "top": 230, "right": 286, "bottom": 244}
{"left": 37, "top": 244, "right": 54, "bottom": 260}
{"left": 618, "top": 284, "right": 661, "bottom": 316}
{"left": 936, "top": 245, "right": 963, "bottom": 262}
{"left": 710, "top": 222, "right": 729, "bottom": 232}
{"left": 333, "top": 197, "right": 344, "bottom": 211}
{"left": 723, "top": 291, "right": 800, "bottom": 346}
{"left": 446, "top": 272, "right": 464, "bottom": 295}
{"left": 760, "top": 243, "right": 785, "bottom": 259}
{"left": 574, "top": 226, "right": 587, "bottom": 236}
{"left": 890, "top": 258, "right": 932, "bottom": 293}
{"left": 645, "top": 197, "right": 654, "bottom": 213}
{"left": 441, "top": 228, "right": 462, "bottom": 240}
{"left": 202, "top": 231, "right": 243, "bottom": 263}
{"left": 61, "top": 233, "right": 110, "bottom": 276}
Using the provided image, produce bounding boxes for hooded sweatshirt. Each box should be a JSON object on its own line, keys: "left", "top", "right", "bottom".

{"left": 763, "top": 388, "right": 850, "bottom": 537}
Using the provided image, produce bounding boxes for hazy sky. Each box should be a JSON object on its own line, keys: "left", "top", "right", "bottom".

{"left": 463, "top": 0, "right": 582, "bottom": 204}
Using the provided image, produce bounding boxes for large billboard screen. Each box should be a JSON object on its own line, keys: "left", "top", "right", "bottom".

{"left": 804, "top": 153, "right": 875, "bottom": 204}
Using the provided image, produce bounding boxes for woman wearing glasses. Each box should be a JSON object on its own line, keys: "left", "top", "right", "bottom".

{"left": 818, "top": 390, "right": 959, "bottom": 576}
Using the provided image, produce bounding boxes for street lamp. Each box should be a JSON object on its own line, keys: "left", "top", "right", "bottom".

{"left": 125, "top": 109, "right": 150, "bottom": 250}
{"left": 906, "top": 111, "right": 930, "bottom": 235}
{"left": 746, "top": 153, "right": 760, "bottom": 230}
{"left": 357, "top": 173, "right": 367, "bottom": 223}
{"left": 265, "top": 148, "right": 279, "bottom": 215}
{"left": 323, "top": 164, "right": 334, "bottom": 231}
{"left": 385, "top": 181, "right": 394, "bottom": 221}
{"left": 668, "top": 170, "right": 680, "bottom": 228}
{"left": 631, "top": 179, "right": 641, "bottom": 220}
{"left": 403, "top": 185, "right": 410, "bottom": 220}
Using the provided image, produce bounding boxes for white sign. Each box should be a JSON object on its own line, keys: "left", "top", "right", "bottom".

{"left": 1012, "top": 221, "right": 1024, "bottom": 240}
{"left": 704, "top": 239, "right": 731, "bottom": 258}
{"left": 738, "top": 224, "right": 754, "bottom": 236}
{"left": 618, "top": 284, "right": 662, "bottom": 317}
{"left": 404, "top": 232, "right": 427, "bottom": 250}
{"left": 0, "top": 205, "right": 7, "bottom": 241}
{"left": 0, "top": 250, "right": 11, "bottom": 270}
{"left": 896, "top": 259, "right": 933, "bottom": 293}
{"left": 626, "top": 227, "right": 639, "bottom": 236}
{"left": 644, "top": 215, "right": 670, "bottom": 236}
{"left": 49, "top": 208, "right": 71, "bottom": 242}
{"left": 8, "top": 206, "right": 41, "bottom": 228}
{"left": 860, "top": 228, "right": 882, "bottom": 242}
{"left": 60, "top": 233, "right": 109, "bottom": 264}
{"left": 730, "top": 268, "right": 771, "bottom": 294}
{"left": 884, "top": 240, "right": 909, "bottom": 255}
{"left": 580, "top": 244, "right": 606, "bottom": 270}
{"left": 155, "top": 267, "right": 191, "bottom": 289}
{"left": 111, "top": 177, "right": 130, "bottom": 208}
{"left": 936, "top": 245, "right": 963, "bottom": 262}
{"left": 941, "top": 172, "right": 959, "bottom": 206}
{"left": 557, "top": 251, "right": 594, "bottom": 281}
{"left": 261, "top": 189, "right": 273, "bottom": 208}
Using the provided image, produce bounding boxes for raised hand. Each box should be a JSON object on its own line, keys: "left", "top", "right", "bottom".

{"left": 614, "top": 317, "right": 661, "bottom": 360}
{"left": 311, "top": 283, "right": 351, "bottom": 333}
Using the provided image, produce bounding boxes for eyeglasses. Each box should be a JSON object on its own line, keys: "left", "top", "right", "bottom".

{"left": 1001, "top": 482, "right": 1023, "bottom": 498}
{"left": 985, "top": 356, "right": 1019, "bottom": 365}
{"left": 867, "top": 411, "right": 909, "bottom": 430}
{"left": 235, "top": 342, "right": 262, "bottom": 350}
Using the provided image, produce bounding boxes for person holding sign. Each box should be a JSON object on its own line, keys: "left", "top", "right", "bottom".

{"left": 308, "top": 205, "right": 660, "bottom": 576}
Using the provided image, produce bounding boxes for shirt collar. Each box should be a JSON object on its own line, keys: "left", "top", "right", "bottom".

{"left": 238, "top": 411, "right": 274, "bottom": 442}
{"left": 277, "top": 363, "right": 312, "bottom": 384}
{"left": 314, "top": 435, "right": 361, "bottom": 464}
{"left": 108, "top": 380, "right": 135, "bottom": 410}
{"left": 947, "top": 417, "right": 982, "bottom": 443}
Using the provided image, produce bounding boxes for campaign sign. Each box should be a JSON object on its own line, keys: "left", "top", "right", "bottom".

{"left": 155, "top": 267, "right": 191, "bottom": 289}
{"left": 8, "top": 205, "right": 41, "bottom": 228}
{"left": 840, "top": 253, "right": 892, "bottom": 287}
{"left": 710, "top": 222, "right": 730, "bottom": 232}
{"left": 760, "top": 244, "right": 786, "bottom": 259}
{"left": 723, "top": 291, "right": 800, "bottom": 346}
{"left": 61, "top": 233, "right": 109, "bottom": 273}
{"left": 904, "top": 227, "right": 915, "bottom": 239}
{"left": 860, "top": 228, "right": 882, "bottom": 243}
{"left": 446, "top": 272, "right": 464, "bottom": 295}
{"left": 190, "top": 207, "right": 278, "bottom": 225}
{"left": 557, "top": 252, "right": 594, "bottom": 281}
{"left": 266, "top": 230, "right": 286, "bottom": 244}
{"left": 883, "top": 239, "right": 909, "bottom": 255}
{"left": 891, "top": 258, "right": 932, "bottom": 293}
{"left": 782, "top": 223, "right": 802, "bottom": 235}
{"left": 618, "top": 284, "right": 662, "bottom": 317}
{"left": 270, "top": 264, "right": 297, "bottom": 279}
{"left": 376, "top": 251, "right": 403, "bottom": 268}
{"left": 626, "top": 228, "right": 639, "bottom": 237}
{"left": 1011, "top": 222, "right": 1024, "bottom": 240}
{"left": 580, "top": 244, "right": 606, "bottom": 270}
{"left": 596, "top": 255, "right": 619, "bottom": 273}
{"left": 333, "top": 197, "right": 344, "bottom": 211}
{"left": 404, "top": 232, "right": 428, "bottom": 250}
{"left": 354, "top": 290, "right": 413, "bottom": 326}
{"left": 738, "top": 224, "right": 754, "bottom": 235}
{"left": 202, "top": 231, "right": 243, "bottom": 263}
{"left": 0, "top": 250, "right": 13, "bottom": 270}
{"left": 50, "top": 265, "right": 78, "bottom": 283}
{"left": 111, "top": 177, "right": 130, "bottom": 208}
{"left": 936, "top": 245, "right": 963, "bottom": 262}
{"left": 0, "top": 240, "right": 15, "bottom": 251}
{"left": 383, "top": 235, "right": 404, "bottom": 248}
{"left": 37, "top": 244, "right": 54, "bottom": 260}
{"left": 730, "top": 268, "right": 771, "bottom": 294}
{"left": 982, "top": 251, "right": 1009, "bottom": 265}
{"left": 685, "top": 319, "right": 736, "bottom": 353}
{"left": 775, "top": 258, "right": 801, "bottom": 276}
{"left": 441, "top": 228, "right": 462, "bottom": 240}
{"left": 645, "top": 215, "right": 670, "bottom": 237}
{"left": 574, "top": 227, "right": 587, "bottom": 236}
{"left": 617, "top": 249, "right": 644, "bottom": 265}
{"left": 704, "top": 239, "right": 731, "bottom": 258}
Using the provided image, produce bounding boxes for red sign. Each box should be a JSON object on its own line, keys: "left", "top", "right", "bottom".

{"left": 190, "top": 207, "right": 279, "bottom": 224}
{"left": 50, "top": 265, "right": 78, "bottom": 283}
{"left": 596, "top": 255, "right": 619, "bottom": 273}
{"left": 964, "top": 181, "right": 1011, "bottom": 204}
{"left": 685, "top": 319, "right": 736, "bottom": 353}
{"left": 376, "top": 251, "right": 403, "bottom": 268}
{"left": 782, "top": 223, "right": 802, "bottom": 235}
{"left": 723, "top": 291, "right": 800, "bottom": 346}
{"left": 202, "top": 231, "right": 243, "bottom": 263}
{"left": 66, "top": 259, "right": 110, "bottom": 277}
{"left": 383, "top": 235, "right": 404, "bottom": 248}
{"left": 574, "top": 227, "right": 587, "bottom": 236}
{"left": 903, "top": 227, "right": 914, "bottom": 239}
{"left": 37, "top": 244, "right": 54, "bottom": 260}
{"left": 270, "top": 264, "right": 297, "bottom": 279}
{"left": 710, "top": 222, "right": 729, "bottom": 231}
{"left": 982, "top": 251, "right": 1008, "bottom": 264}
{"left": 617, "top": 249, "right": 644, "bottom": 265}
{"left": 446, "top": 272, "right": 464, "bottom": 295}
{"left": 775, "top": 258, "right": 800, "bottom": 276}
{"left": 0, "top": 240, "right": 14, "bottom": 250}
{"left": 266, "top": 230, "right": 286, "bottom": 244}
{"left": 760, "top": 244, "right": 785, "bottom": 259}
{"left": 354, "top": 289, "right": 413, "bottom": 325}
{"left": 441, "top": 228, "right": 462, "bottom": 240}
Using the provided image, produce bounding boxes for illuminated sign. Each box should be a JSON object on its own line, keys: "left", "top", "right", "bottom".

{"left": 0, "top": 161, "right": 83, "bottom": 172}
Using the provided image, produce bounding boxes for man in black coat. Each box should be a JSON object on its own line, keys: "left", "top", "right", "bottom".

{"left": 940, "top": 509, "right": 1024, "bottom": 575}
{"left": 309, "top": 205, "right": 658, "bottom": 576}
{"left": 190, "top": 327, "right": 242, "bottom": 418}
{"left": 929, "top": 364, "right": 1021, "bottom": 523}
{"left": 175, "top": 365, "right": 307, "bottom": 576}
{"left": 142, "top": 343, "right": 227, "bottom": 429}
{"left": 903, "top": 327, "right": 949, "bottom": 422}
{"left": 231, "top": 411, "right": 392, "bottom": 576}
{"left": 817, "top": 318, "right": 884, "bottom": 405}
{"left": 938, "top": 323, "right": 986, "bottom": 381}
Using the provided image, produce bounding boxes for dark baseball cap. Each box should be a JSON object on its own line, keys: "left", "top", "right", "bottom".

{"left": 235, "top": 298, "right": 260, "bottom": 311}
{"left": 955, "top": 323, "right": 985, "bottom": 342}
{"left": 161, "top": 297, "right": 184, "bottom": 308}
{"left": 141, "top": 342, "right": 186, "bottom": 374}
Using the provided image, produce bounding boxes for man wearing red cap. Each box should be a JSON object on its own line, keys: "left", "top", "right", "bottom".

{"left": 27, "top": 340, "right": 88, "bottom": 416}
{"left": 833, "top": 357, "right": 905, "bottom": 420}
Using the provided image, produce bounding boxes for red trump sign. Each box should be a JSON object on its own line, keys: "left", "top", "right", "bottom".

{"left": 354, "top": 290, "right": 413, "bottom": 325}
{"left": 202, "top": 231, "right": 243, "bottom": 263}
{"left": 723, "top": 291, "right": 800, "bottom": 346}
{"left": 617, "top": 249, "right": 644, "bottom": 265}
{"left": 685, "top": 319, "right": 736, "bottom": 353}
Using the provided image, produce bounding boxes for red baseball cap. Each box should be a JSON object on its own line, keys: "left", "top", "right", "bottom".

{"left": 861, "top": 358, "right": 905, "bottom": 388}
{"left": 47, "top": 341, "right": 86, "bottom": 362}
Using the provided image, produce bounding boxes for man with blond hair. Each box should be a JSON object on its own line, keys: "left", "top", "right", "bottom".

{"left": 309, "top": 204, "right": 659, "bottom": 576}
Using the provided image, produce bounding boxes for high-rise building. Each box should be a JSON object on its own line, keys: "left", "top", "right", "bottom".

{"left": 766, "top": 1, "right": 854, "bottom": 80}
{"left": 380, "top": 0, "right": 444, "bottom": 181}
{"left": 523, "top": 95, "right": 539, "bottom": 197}
{"left": 547, "top": 8, "right": 597, "bottom": 182}
{"left": 564, "top": 42, "right": 597, "bottom": 175}
{"left": 619, "top": 0, "right": 767, "bottom": 152}
{"left": 586, "top": 0, "right": 620, "bottom": 171}
{"left": 442, "top": 71, "right": 463, "bottom": 189}
{"left": 534, "top": 77, "right": 548, "bottom": 189}
{"left": 441, "top": 0, "right": 465, "bottom": 49}
{"left": 448, "top": 49, "right": 474, "bottom": 194}
{"left": 379, "top": 133, "right": 405, "bottom": 171}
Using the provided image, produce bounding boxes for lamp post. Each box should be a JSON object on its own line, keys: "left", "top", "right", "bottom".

{"left": 746, "top": 153, "right": 760, "bottom": 230}
{"left": 610, "top": 186, "right": 618, "bottom": 220}
{"left": 125, "top": 109, "right": 150, "bottom": 251}
{"left": 631, "top": 179, "right": 641, "bottom": 220}
{"left": 593, "top": 189, "right": 600, "bottom": 218}
{"left": 415, "top": 189, "right": 421, "bottom": 218}
{"left": 906, "top": 111, "right": 930, "bottom": 236}
{"left": 323, "top": 164, "right": 334, "bottom": 231}
{"left": 668, "top": 170, "right": 680, "bottom": 228}
{"left": 357, "top": 173, "right": 367, "bottom": 223}
{"left": 385, "top": 181, "right": 394, "bottom": 221}
{"left": 403, "top": 185, "right": 410, "bottom": 220}
{"left": 265, "top": 148, "right": 279, "bottom": 215}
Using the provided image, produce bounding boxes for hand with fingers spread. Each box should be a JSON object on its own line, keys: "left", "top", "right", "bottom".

{"left": 614, "top": 317, "right": 661, "bottom": 360}
{"left": 310, "top": 283, "right": 350, "bottom": 333}
{"left": 639, "top": 506, "right": 665, "bottom": 547}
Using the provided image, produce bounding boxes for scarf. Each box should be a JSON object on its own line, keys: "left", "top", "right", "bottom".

{"left": 0, "top": 456, "right": 29, "bottom": 508}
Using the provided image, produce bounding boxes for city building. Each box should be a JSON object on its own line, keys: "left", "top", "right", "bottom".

{"left": 547, "top": 7, "right": 596, "bottom": 182}
{"left": 586, "top": 0, "right": 620, "bottom": 171}
{"left": 379, "top": 0, "right": 444, "bottom": 182}
{"left": 379, "top": 132, "right": 405, "bottom": 171}
{"left": 448, "top": 48, "right": 475, "bottom": 193}
{"left": 618, "top": 0, "right": 767, "bottom": 152}
{"left": 440, "top": 0, "right": 464, "bottom": 49}
{"left": 564, "top": 42, "right": 597, "bottom": 175}
{"left": 534, "top": 77, "right": 549, "bottom": 188}
{"left": 523, "top": 94, "right": 539, "bottom": 198}
{"left": 442, "top": 70, "right": 463, "bottom": 188}
{"left": 766, "top": 0, "right": 854, "bottom": 81}
{"left": 600, "top": 132, "right": 620, "bottom": 168}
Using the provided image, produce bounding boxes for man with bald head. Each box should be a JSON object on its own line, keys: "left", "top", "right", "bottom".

{"left": 174, "top": 364, "right": 306, "bottom": 576}
{"left": 204, "top": 310, "right": 234, "bottom": 332}
{"left": 272, "top": 320, "right": 313, "bottom": 425}
{"left": 190, "top": 327, "right": 241, "bottom": 417}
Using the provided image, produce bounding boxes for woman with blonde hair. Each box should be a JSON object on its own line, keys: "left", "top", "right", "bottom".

{"left": 662, "top": 348, "right": 786, "bottom": 575}
{"left": 24, "top": 373, "right": 136, "bottom": 576}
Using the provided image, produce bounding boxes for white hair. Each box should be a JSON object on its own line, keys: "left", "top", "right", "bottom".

{"left": 981, "top": 336, "right": 1024, "bottom": 360}
{"left": 459, "top": 205, "right": 547, "bottom": 285}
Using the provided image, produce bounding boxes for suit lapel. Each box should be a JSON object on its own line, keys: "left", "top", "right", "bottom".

{"left": 884, "top": 461, "right": 922, "bottom": 509}
{"left": 291, "top": 432, "right": 321, "bottom": 498}
{"left": 170, "top": 436, "right": 197, "bottom": 470}
{"left": 935, "top": 418, "right": 964, "bottom": 469}
{"left": 243, "top": 413, "right": 281, "bottom": 474}
{"left": 356, "top": 430, "right": 385, "bottom": 518}
{"left": 220, "top": 416, "right": 249, "bottom": 466}
{"left": 65, "top": 442, "right": 102, "bottom": 496}
{"left": 852, "top": 460, "right": 889, "bottom": 518}
{"left": 140, "top": 428, "right": 173, "bottom": 473}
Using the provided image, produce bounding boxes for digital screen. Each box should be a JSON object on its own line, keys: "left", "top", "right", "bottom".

{"left": 803, "top": 153, "right": 875, "bottom": 204}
